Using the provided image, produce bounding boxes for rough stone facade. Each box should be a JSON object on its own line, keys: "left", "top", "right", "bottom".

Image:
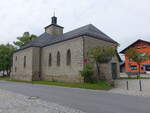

{"left": 83, "top": 36, "right": 120, "bottom": 81}
{"left": 11, "top": 47, "right": 36, "bottom": 81}
{"left": 45, "top": 25, "right": 63, "bottom": 35}
{"left": 11, "top": 16, "right": 120, "bottom": 83}
{"left": 11, "top": 36, "right": 119, "bottom": 82}
{"left": 99, "top": 55, "right": 120, "bottom": 80}
{"left": 41, "top": 37, "right": 84, "bottom": 83}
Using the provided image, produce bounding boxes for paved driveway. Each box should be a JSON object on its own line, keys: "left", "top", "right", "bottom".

{"left": 0, "top": 81, "right": 150, "bottom": 113}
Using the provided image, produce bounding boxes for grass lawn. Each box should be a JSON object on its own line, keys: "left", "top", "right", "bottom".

{"left": 0, "top": 77, "right": 112, "bottom": 90}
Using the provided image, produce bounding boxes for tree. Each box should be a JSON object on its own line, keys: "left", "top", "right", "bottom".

{"left": 13, "top": 32, "right": 37, "bottom": 48}
{"left": 0, "top": 44, "right": 16, "bottom": 76}
{"left": 125, "top": 48, "right": 150, "bottom": 91}
{"left": 89, "top": 46, "right": 116, "bottom": 80}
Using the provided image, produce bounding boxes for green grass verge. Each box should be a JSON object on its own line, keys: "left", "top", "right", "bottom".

{"left": 0, "top": 77, "right": 10, "bottom": 81}
{"left": 0, "top": 77, "right": 112, "bottom": 90}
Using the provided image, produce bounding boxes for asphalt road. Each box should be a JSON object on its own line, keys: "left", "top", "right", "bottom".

{"left": 0, "top": 81, "right": 150, "bottom": 113}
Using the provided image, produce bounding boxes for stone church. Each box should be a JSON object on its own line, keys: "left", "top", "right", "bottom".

{"left": 11, "top": 16, "right": 120, "bottom": 82}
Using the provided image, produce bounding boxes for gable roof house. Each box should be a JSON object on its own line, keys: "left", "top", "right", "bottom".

{"left": 120, "top": 39, "right": 150, "bottom": 75}
{"left": 11, "top": 16, "right": 120, "bottom": 82}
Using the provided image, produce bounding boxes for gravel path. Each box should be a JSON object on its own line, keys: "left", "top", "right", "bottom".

{"left": 0, "top": 89, "right": 85, "bottom": 113}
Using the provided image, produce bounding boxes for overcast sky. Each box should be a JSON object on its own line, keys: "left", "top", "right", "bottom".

{"left": 0, "top": 0, "right": 149, "bottom": 53}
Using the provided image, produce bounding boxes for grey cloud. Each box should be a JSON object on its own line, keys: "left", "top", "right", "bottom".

{"left": 0, "top": 0, "right": 149, "bottom": 52}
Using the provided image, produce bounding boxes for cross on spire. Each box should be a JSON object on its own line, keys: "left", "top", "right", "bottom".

{"left": 53, "top": 9, "right": 55, "bottom": 17}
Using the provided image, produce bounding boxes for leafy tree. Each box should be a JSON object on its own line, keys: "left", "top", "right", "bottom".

{"left": 13, "top": 32, "right": 37, "bottom": 48}
{"left": 0, "top": 44, "right": 16, "bottom": 76}
{"left": 88, "top": 46, "right": 116, "bottom": 80}
{"left": 125, "top": 48, "right": 150, "bottom": 91}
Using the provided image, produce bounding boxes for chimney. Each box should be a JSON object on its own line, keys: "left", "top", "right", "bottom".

{"left": 45, "top": 16, "right": 63, "bottom": 35}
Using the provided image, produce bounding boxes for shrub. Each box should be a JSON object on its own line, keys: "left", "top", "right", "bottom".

{"left": 80, "top": 64, "right": 94, "bottom": 83}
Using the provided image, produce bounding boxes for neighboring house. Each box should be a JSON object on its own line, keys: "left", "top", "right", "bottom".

{"left": 120, "top": 39, "right": 150, "bottom": 75}
{"left": 11, "top": 16, "right": 120, "bottom": 82}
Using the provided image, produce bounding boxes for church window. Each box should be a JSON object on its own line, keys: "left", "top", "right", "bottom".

{"left": 57, "top": 51, "right": 60, "bottom": 66}
{"left": 15, "top": 56, "right": 17, "bottom": 61}
{"left": 24, "top": 56, "right": 26, "bottom": 68}
{"left": 49, "top": 53, "right": 52, "bottom": 66}
{"left": 66, "top": 49, "right": 71, "bottom": 65}
{"left": 15, "top": 67, "right": 17, "bottom": 72}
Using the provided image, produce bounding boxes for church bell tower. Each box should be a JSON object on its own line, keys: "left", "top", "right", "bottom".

{"left": 45, "top": 15, "right": 64, "bottom": 35}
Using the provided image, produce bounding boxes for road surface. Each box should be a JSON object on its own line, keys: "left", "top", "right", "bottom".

{"left": 0, "top": 81, "right": 149, "bottom": 113}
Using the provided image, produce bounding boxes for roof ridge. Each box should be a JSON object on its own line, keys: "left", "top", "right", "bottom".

{"left": 18, "top": 24, "right": 118, "bottom": 51}
{"left": 63, "top": 24, "right": 93, "bottom": 35}
{"left": 120, "top": 39, "right": 150, "bottom": 53}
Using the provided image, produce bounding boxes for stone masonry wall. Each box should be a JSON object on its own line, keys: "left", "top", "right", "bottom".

{"left": 41, "top": 37, "right": 84, "bottom": 83}
{"left": 45, "top": 25, "right": 63, "bottom": 35}
{"left": 11, "top": 47, "right": 33, "bottom": 81}
{"left": 11, "top": 47, "right": 41, "bottom": 81}
{"left": 83, "top": 36, "right": 120, "bottom": 80}
{"left": 99, "top": 55, "right": 120, "bottom": 80}
{"left": 32, "top": 47, "right": 41, "bottom": 80}
{"left": 11, "top": 36, "right": 119, "bottom": 82}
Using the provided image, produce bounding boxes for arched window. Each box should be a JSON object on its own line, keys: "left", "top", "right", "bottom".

{"left": 57, "top": 51, "right": 60, "bottom": 66}
{"left": 48, "top": 53, "right": 52, "bottom": 66}
{"left": 15, "top": 67, "right": 17, "bottom": 72}
{"left": 66, "top": 49, "right": 71, "bottom": 65}
{"left": 15, "top": 56, "right": 17, "bottom": 61}
{"left": 24, "top": 56, "right": 26, "bottom": 68}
